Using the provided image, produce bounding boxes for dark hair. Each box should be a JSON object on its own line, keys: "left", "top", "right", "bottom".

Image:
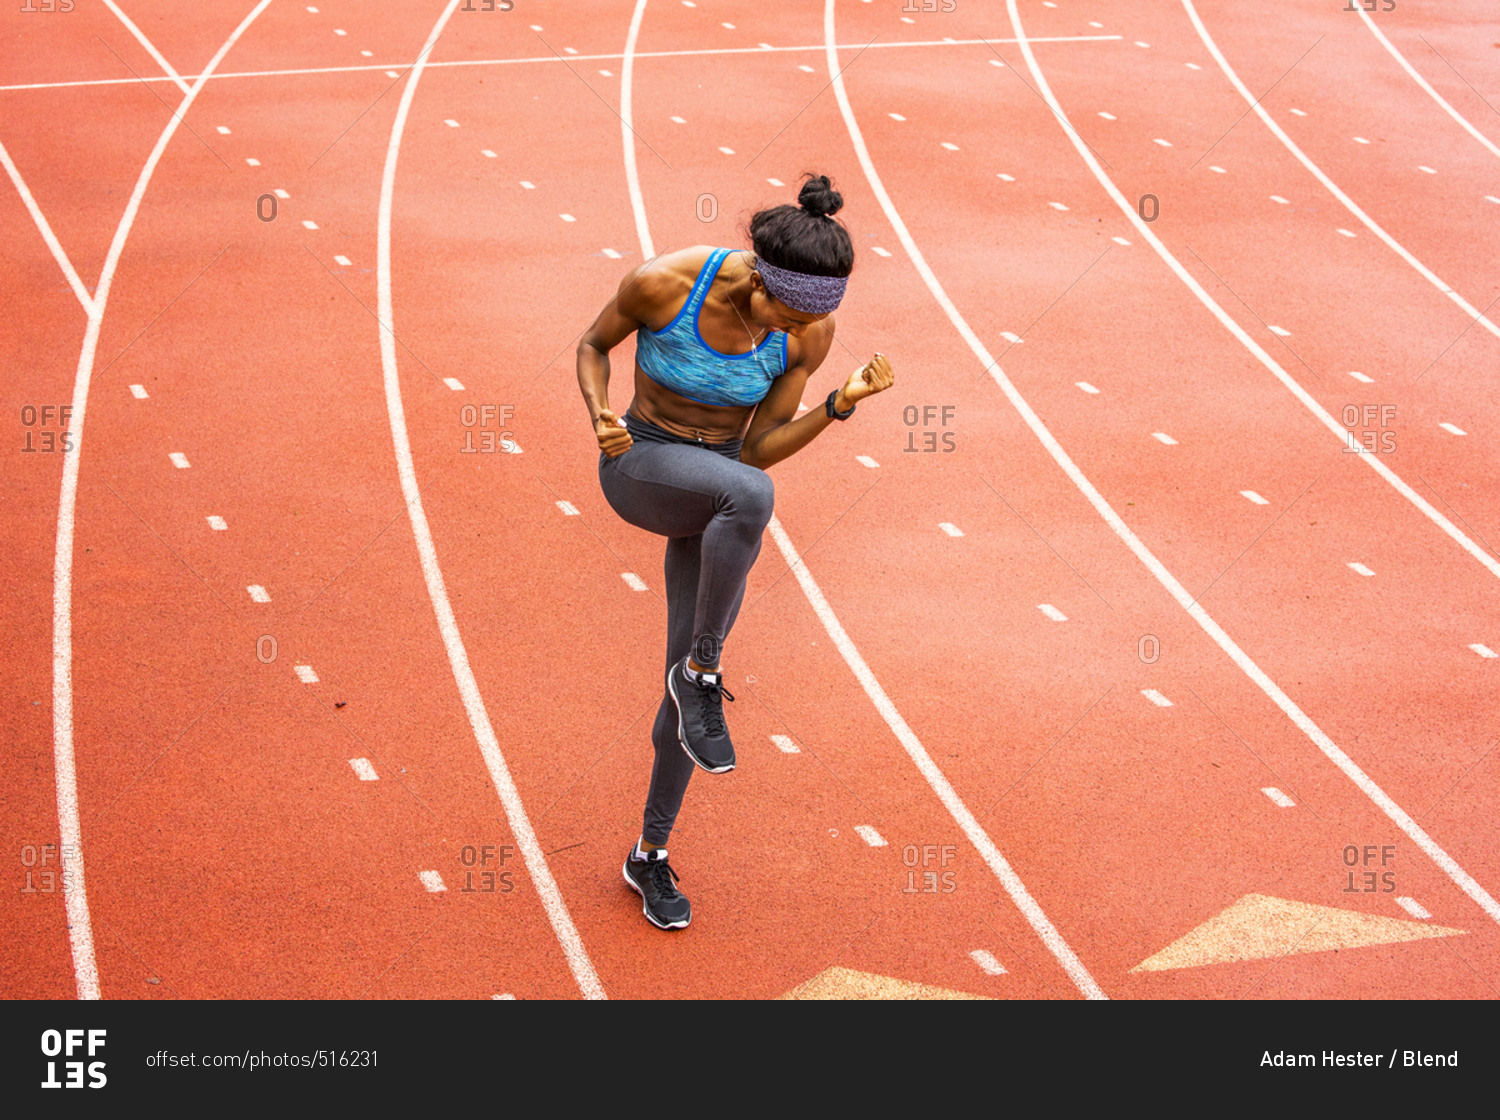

{"left": 748, "top": 173, "right": 854, "bottom": 278}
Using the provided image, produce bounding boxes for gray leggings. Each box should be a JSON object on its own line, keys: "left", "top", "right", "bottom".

{"left": 598, "top": 410, "right": 775, "bottom": 845}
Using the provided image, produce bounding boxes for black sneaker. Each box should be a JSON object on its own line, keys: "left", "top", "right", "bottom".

{"left": 622, "top": 845, "right": 691, "bottom": 930}
{"left": 667, "top": 656, "right": 737, "bottom": 773}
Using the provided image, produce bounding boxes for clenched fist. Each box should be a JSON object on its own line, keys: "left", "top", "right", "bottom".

{"left": 595, "top": 409, "right": 633, "bottom": 458}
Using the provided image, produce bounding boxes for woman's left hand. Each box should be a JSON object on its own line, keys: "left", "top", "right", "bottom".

{"left": 838, "top": 352, "right": 895, "bottom": 409}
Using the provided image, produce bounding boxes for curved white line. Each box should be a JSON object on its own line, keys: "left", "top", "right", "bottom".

{"left": 1185, "top": 0, "right": 1499, "bottom": 341}
{"left": 1357, "top": 5, "right": 1500, "bottom": 161}
{"left": 0, "top": 140, "right": 94, "bottom": 314}
{"left": 621, "top": 0, "right": 653, "bottom": 256}
{"left": 52, "top": 0, "right": 275, "bottom": 1001}
{"left": 983, "top": 0, "right": 1500, "bottom": 926}
{"left": 103, "top": 0, "right": 192, "bottom": 96}
{"left": 376, "top": 0, "right": 605, "bottom": 1000}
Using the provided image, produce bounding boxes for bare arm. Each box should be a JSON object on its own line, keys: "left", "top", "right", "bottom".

{"left": 577, "top": 261, "right": 660, "bottom": 457}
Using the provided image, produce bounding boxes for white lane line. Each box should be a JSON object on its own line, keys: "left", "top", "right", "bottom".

{"left": 1153, "top": 137, "right": 1172, "bottom": 147}
{"left": 941, "top": 141, "right": 960, "bottom": 150}
{"left": 1208, "top": 164, "right": 1226, "bottom": 173}
{"left": 1142, "top": 689, "right": 1173, "bottom": 707}
{"left": 1076, "top": 381, "right": 1099, "bottom": 394}
{"left": 349, "top": 758, "right": 379, "bottom": 780}
{"left": 520, "top": 180, "right": 535, "bottom": 189}
{"left": 1098, "top": 111, "right": 1116, "bottom": 120}
{"left": 970, "top": 949, "right": 1007, "bottom": 975}
{"left": 718, "top": 145, "right": 736, "bottom": 154}
{"left": 129, "top": 384, "right": 149, "bottom": 398}
{"left": 889, "top": 112, "right": 906, "bottom": 121}
{"left": 102, "top": 0, "right": 192, "bottom": 96}
{"left": 827, "top": 0, "right": 1105, "bottom": 1001}
{"left": 1111, "top": 236, "right": 1131, "bottom": 245}
{"left": 1270, "top": 194, "right": 1289, "bottom": 204}
{"left": 871, "top": 246, "right": 891, "bottom": 256}
{"left": 1038, "top": 603, "right": 1067, "bottom": 621}
{"left": 1186, "top": 61, "right": 1201, "bottom": 70}
{"left": 492, "top": 992, "right": 516, "bottom": 999}
{"left": 855, "top": 454, "right": 879, "bottom": 468}
{"left": 855, "top": 825, "right": 887, "bottom": 847}
{"left": 302, "top": 219, "right": 319, "bottom": 230}
{"left": 767, "top": 176, "right": 784, "bottom": 186}
{"left": 621, "top": 572, "right": 648, "bottom": 591}
{"left": 1048, "top": 201, "right": 1068, "bottom": 210}
{"left": 1240, "top": 490, "right": 1268, "bottom": 504}
{"left": 939, "top": 522, "right": 964, "bottom": 537}
{"left": 380, "top": 0, "right": 603, "bottom": 1000}
{"left": 294, "top": 664, "right": 319, "bottom": 684}
{"left": 444, "top": 118, "right": 459, "bottom": 127}
{"left": 1439, "top": 422, "right": 1466, "bottom": 436}
{"left": 1185, "top": 1, "right": 1499, "bottom": 342}
{"left": 1267, "top": 325, "right": 1291, "bottom": 336}
{"left": 207, "top": 516, "right": 227, "bottom": 531}
{"left": 770, "top": 734, "right": 800, "bottom": 753}
{"left": 1356, "top": 7, "right": 1500, "bottom": 161}
{"left": 1289, "top": 107, "right": 1306, "bottom": 116}
{"left": 246, "top": 157, "right": 260, "bottom": 165}
{"left": 602, "top": 247, "right": 622, "bottom": 258}
{"left": 481, "top": 149, "right": 497, "bottom": 157}
{"left": 1151, "top": 432, "right": 1178, "bottom": 445}
{"left": 1353, "top": 135, "right": 1370, "bottom": 144}
{"left": 0, "top": 36, "right": 1128, "bottom": 94}
{"left": 560, "top": 213, "right": 575, "bottom": 222}
{"left": 556, "top": 500, "right": 579, "bottom": 516}
{"left": 1000, "top": 331, "right": 1022, "bottom": 343}
{"left": 1417, "top": 164, "right": 1436, "bottom": 174}
{"left": 1261, "top": 787, "right": 1296, "bottom": 807}
{"left": 1396, "top": 896, "right": 1431, "bottom": 920}
{"left": 443, "top": 377, "right": 465, "bottom": 390}
{"left": 1471, "top": 644, "right": 1498, "bottom": 659}
{"left": 1487, "top": 195, "right": 1500, "bottom": 205}
{"left": 419, "top": 870, "right": 447, "bottom": 892}
{"left": 0, "top": 141, "right": 96, "bottom": 315}
{"left": 1347, "top": 562, "right": 1374, "bottom": 577}
{"left": 1337, "top": 228, "right": 1356, "bottom": 237}
{"left": 333, "top": 255, "right": 352, "bottom": 267}
{"left": 990, "top": 0, "right": 1500, "bottom": 929}
{"left": 247, "top": 585, "right": 270, "bottom": 603}
{"left": 385, "top": 71, "right": 401, "bottom": 79}
{"left": 998, "top": 172, "right": 1015, "bottom": 181}
{"left": 273, "top": 188, "right": 290, "bottom": 199}
{"left": 1348, "top": 370, "right": 1373, "bottom": 383}
{"left": 169, "top": 452, "right": 191, "bottom": 469}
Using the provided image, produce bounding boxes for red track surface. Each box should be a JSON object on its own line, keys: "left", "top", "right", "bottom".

{"left": 3, "top": 0, "right": 1497, "bottom": 1000}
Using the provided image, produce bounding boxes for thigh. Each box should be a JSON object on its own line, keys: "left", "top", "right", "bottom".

{"left": 599, "top": 440, "right": 759, "bottom": 539}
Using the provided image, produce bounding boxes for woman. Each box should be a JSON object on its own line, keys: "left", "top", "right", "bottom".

{"left": 576, "top": 174, "right": 895, "bottom": 930}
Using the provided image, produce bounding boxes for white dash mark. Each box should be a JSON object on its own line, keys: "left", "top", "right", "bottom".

{"left": 492, "top": 992, "right": 516, "bottom": 999}
{"left": 856, "top": 455, "right": 880, "bottom": 468}
{"left": 1347, "top": 562, "right": 1374, "bottom": 577}
{"left": 1418, "top": 165, "right": 1436, "bottom": 174}
{"left": 1141, "top": 689, "right": 1173, "bottom": 707}
{"left": 1261, "top": 787, "right": 1296, "bottom": 808}
{"left": 560, "top": 213, "right": 575, "bottom": 222}
{"left": 169, "top": 452, "right": 190, "bottom": 469}
{"left": 247, "top": 585, "right": 270, "bottom": 603}
{"left": 306, "top": 5, "right": 318, "bottom": 11}
{"left": 1396, "top": 896, "right": 1431, "bottom": 920}
{"left": 1270, "top": 195, "right": 1289, "bottom": 204}
{"left": 1209, "top": 165, "right": 1226, "bottom": 173}
{"left": 419, "top": 870, "right": 447, "bottom": 892}
{"left": 556, "top": 501, "right": 580, "bottom": 516}
{"left": 216, "top": 125, "right": 231, "bottom": 135}
{"left": 1487, "top": 196, "right": 1500, "bottom": 204}
{"left": 1470, "top": 643, "right": 1498, "bottom": 658}
{"left": 901, "top": 16, "right": 914, "bottom": 22}
{"left": 564, "top": 47, "right": 577, "bottom": 54}
{"left": 129, "top": 384, "right": 148, "bottom": 399}
{"left": 334, "top": 28, "right": 346, "bottom": 36}
{"left": 530, "top": 23, "right": 542, "bottom": 29}
{"left": 444, "top": 119, "right": 459, "bottom": 128}
{"left": 1268, "top": 325, "right": 1291, "bottom": 336}
{"left": 1289, "top": 107, "right": 1307, "bottom": 116}
{"left": 854, "top": 825, "right": 887, "bottom": 847}
{"left": 939, "top": 522, "right": 964, "bottom": 537}
{"left": 1152, "top": 432, "right": 1178, "bottom": 445}
{"left": 1111, "top": 236, "right": 1131, "bottom": 246}
{"left": 941, "top": 142, "right": 959, "bottom": 151}
{"left": 599, "top": 69, "right": 613, "bottom": 77}
{"left": 520, "top": 180, "right": 535, "bottom": 189}
{"left": 997, "top": 173, "right": 1015, "bottom": 181}
{"left": 1337, "top": 228, "right": 1356, "bottom": 237}
{"left": 333, "top": 255, "right": 352, "bottom": 267}
{"left": 670, "top": 115, "right": 686, "bottom": 123}
{"left": 349, "top": 758, "right": 379, "bottom": 781}
{"left": 1089, "top": 21, "right": 1104, "bottom": 28}
{"left": 889, "top": 113, "right": 906, "bottom": 121}
{"left": 1347, "top": 370, "right": 1373, "bottom": 383}
{"left": 718, "top": 146, "right": 735, "bottom": 155}
{"left": 302, "top": 220, "right": 318, "bottom": 230}
{"left": 970, "top": 949, "right": 1007, "bottom": 975}
{"left": 1076, "top": 381, "right": 1100, "bottom": 394}
{"left": 1153, "top": 138, "right": 1172, "bottom": 147}
{"left": 206, "top": 515, "right": 227, "bottom": 531}
{"left": 361, "top": 50, "right": 372, "bottom": 57}
{"left": 1240, "top": 490, "right": 1269, "bottom": 505}
{"left": 722, "top": 22, "right": 735, "bottom": 29}
{"left": 294, "top": 665, "right": 318, "bottom": 683}
{"left": 621, "top": 572, "right": 648, "bottom": 592}
{"left": 1098, "top": 111, "right": 1116, "bottom": 120}
{"left": 501, "top": 437, "right": 522, "bottom": 454}
{"left": 872, "top": 246, "right": 892, "bottom": 257}
{"left": 1135, "top": 41, "right": 1150, "bottom": 48}
{"left": 1049, "top": 201, "right": 1069, "bottom": 210}
{"left": 1000, "top": 331, "right": 1023, "bottom": 343}
{"left": 385, "top": 71, "right": 399, "bottom": 79}
{"left": 1186, "top": 62, "right": 1201, "bottom": 70}
{"left": 1353, "top": 136, "right": 1370, "bottom": 144}
{"left": 1439, "top": 422, "right": 1467, "bottom": 436}
{"left": 798, "top": 64, "right": 815, "bottom": 72}
{"left": 1038, "top": 603, "right": 1068, "bottom": 622}
{"left": 443, "top": 377, "right": 465, "bottom": 391}
{"left": 767, "top": 177, "right": 784, "bottom": 186}
{"left": 274, "top": 188, "right": 290, "bottom": 199}
{"left": 771, "top": 734, "right": 800, "bottom": 754}
{"left": 246, "top": 158, "right": 260, "bottom": 166}
{"left": 989, "top": 58, "right": 1005, "bottom": 67}
{"left": 759, "top": 43, "right": 773, "bottom": 50}
{"left": 602, "top": 248, "right": 621, "bottom": 259}
{"left": 481, "top": 149, "right": 497, "bottom": 158}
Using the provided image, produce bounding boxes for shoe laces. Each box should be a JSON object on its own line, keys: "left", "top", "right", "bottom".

{"left": 646, "top": 854, "right": 681, "bottom": 898}
{"left": 693, "top": 673, "right": 735, "bottom": 738}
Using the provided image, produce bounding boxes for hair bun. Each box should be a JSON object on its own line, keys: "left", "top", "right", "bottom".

{"left": 797, "top": 173, "right": 843, "bottom": 218}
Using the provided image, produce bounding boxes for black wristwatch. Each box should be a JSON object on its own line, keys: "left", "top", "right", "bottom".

{"left": 826, "top": 389, "right": 855, "bottom": 420}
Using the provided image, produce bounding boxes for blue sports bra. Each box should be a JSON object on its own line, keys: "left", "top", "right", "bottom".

{"left": 635, "top": 248, "right": 788, "bottom": 407}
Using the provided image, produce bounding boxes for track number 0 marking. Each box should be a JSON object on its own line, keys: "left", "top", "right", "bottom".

{"left": 256, "top": 194, "right": 278, "bottom": 222}
{"left": 256, "top": 635, "right": 278, "bottom": 663}
{"left": 696, "top": 193, "right": 719, "bottom": 223}
{"left": 1137, "top": 194, "right": 1159, "bottom": 223}
{"left": 1138, "top": 634, "right": 1160, "bottom": 664}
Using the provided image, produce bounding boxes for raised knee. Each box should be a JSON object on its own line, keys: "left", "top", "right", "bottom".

{"left": 737, "top": 470, "right": 775, "bottom": 525}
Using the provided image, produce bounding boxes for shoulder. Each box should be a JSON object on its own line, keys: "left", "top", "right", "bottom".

{"left": 618, "top": 245, "right": 721, "bottom": 317}
{"left": 786, "top": 312, "right": 836, "bottom": 371}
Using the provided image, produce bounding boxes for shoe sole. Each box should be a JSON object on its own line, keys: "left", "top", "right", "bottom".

{"left": 622, "top": 859, "right": 690, "bottom": 930}
{"left": 667, "top": 659, "right": 736, "bottom": 774}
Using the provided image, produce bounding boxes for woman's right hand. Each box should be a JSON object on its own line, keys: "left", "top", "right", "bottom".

{"left": 596, "top": 409, "right": 633, "bottom": 457}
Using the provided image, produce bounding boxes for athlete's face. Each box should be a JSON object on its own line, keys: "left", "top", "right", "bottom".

{"left": 750, "top": 279, "right": 830, "bottom": 338}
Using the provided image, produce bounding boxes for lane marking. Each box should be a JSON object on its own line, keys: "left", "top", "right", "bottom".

{"left": 444, "top": 118, "right": 459, "bottom": 127}
{"left": 1396, "top": 896, "right": 1431, "bottom": 920}
{"left": 246, "top": 157, "right": 261, "bottom": 165}
{"left": 443, "top": 377, "right": 465, "bottom": 390}
{"left": 207, "top": 516, "right": 227, "bottom": 531}
{"left": 1098, "top": 111, "right": 1116, "bottom": 120}
{"left": 1111, "top": 235, "right": 1130, "bottom": 245}
{"left": 481, "top": 149, "right": 497, "bottom": 157}
{"left": 1270, "top": 194, "right": 1289, "bottom": 204}
{"left": 939, "top": 522, "right": 964, "bottom": 537}
{"left": 216, "top": 126, "right": 231, "bottom": 135}
{"left": 1153, "top": 137, "right": 1172, "bottom": 147}
{"left": 941, "top": 141, "right": 959, "bottom": 150}
{"left": 970, "top": 949, "right": 1007, "bottom": 975}
{"left": 169, "top": 452, "right": 191, "bottom": 469}
{"left": 302, "top": 220, "right": 319, "bottom": 229}
{"left": 1353, "top": 136, "right": 1370, "bottom": 144}
{"left": 0, "top": 141, "right": 96, "bottom": 314}
{"left": 1289, "top": 107, "right": 1306, "bottom": 116}
{"left": 1347, "top": 562, "right": 1374, "bottom": 577}
{"left": 770, "top": 734, "right": 801, "bottom": 754}
{"left": 997, "top": 173, "right": 1015, "bottom": 181}
{"left": 560, "top": 212, "right": 575, "bottom": 221}
{"left": 1336, "top": 228, "right": 1355, "bottom": 237}
{"left": 1002, "top": 0, "right": 1500, "bottom": 928}
{"left": 855, "top": 825, "right": 887, "bottom": 847}
{"left": 1142, "top": 689, "right": 1173, "bottom": 707}
{"left": 1076, "top": 381, "right": 1099, "bottom": 393}
{"left": 556, "top": 500, "right": 579, "bottom": 516}
{"left": 1000, "top": 330, "right": 1022, "bottom": 343}
{"left": 1471, "top": 644, "right": 1497, "bottom": 659}
{"left": 1417, "top": 164, "right": 1436, "bottom": 174}
{"left": 718, "top": 145, "right": 736, "bottom": 154}
{"left": 1356, "top": 6, "right": 1500, "bottom": 161}
{"left": 767, "top": 176, "right": 784, "bottom": 186}
{"left": 1038, "top": 603, "right": 1067, "bottom": 621}
{"left": 419, "top": 870, "right": 447, "bottom": 892}
{"left": 129, "top": 384, "right": 148, "bottom": 398}
{"left": 1151, "top": 432, "right": 1177, "bottom": 445}
{"left": 826, "top": 0, "right": 1105, "bottom": 1000}
{"left": 856, "top": 454, "right": 879, "bottom": 468}
{"left": 1185, "top": 1, "right": 1499, "bottom": 342}
{"left": 621, "top": 572, "right": 648, "bottom": 591}
{"left": 871, "top": 246, "right": 891, "bottom": 256}
{"left": 1347, "top": 370, "right": 1373, "bottom": 383}
{"left": 1047, "top": 201, "right": 1068, "bottom": 210}
{"left": 273, "top": 188, "right": 290, "bottom": 199}
{"left": 247, "top": 585, "right": 270, "bottom": 603}
{"left": 1261, "top": 787, "right": 1296, "bottom": 807}
{"left": 888, "top": 112, "right": 906, "bottom": 121}
{"left": 102, "top": 0, "right": 192, "bottom": 96}
{"left": 294, "top": 665, "right": 319, "bottom": 684}
{"left": 1438, "top": 422, "right": 1466, "bottom": 436}
{"left": 1208, "top": 164, "right": 1226, "bottom": 173}
{"left": 333, "top": 255, "right": 352, "bottom": 266}
{"left": 1267, "top": 325, "right": 1290, "bottom": 336}
{"left": 1240, "top": 490, "right": 1268, "bottom": 504}
{"left": 520, "top": 180, "right": 535, "bottom": 189}
{"left": 380, "top": 0, "right": 604, "bottom": 1000}
{"left": 349, "top": 758, "right": 379, "bottom": 781}
{"left": 602, "top": 247, "right": 622, "bottom": 258}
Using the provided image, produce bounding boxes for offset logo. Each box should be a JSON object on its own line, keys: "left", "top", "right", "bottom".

{"left": 40, "top": 1029, "right": 106, "bottom": 1089}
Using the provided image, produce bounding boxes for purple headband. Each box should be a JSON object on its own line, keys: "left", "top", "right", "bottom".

{"left": 754, "top": 257, "right": 847, "bottom": 315}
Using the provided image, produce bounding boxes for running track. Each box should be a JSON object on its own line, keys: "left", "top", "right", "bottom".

{"left": 2, "top": 0, "right": 1496, "bottom": 1000}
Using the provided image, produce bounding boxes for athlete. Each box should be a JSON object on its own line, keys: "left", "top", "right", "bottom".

{"left": 576, "top": 173, "right": 894, "bottom": 930}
